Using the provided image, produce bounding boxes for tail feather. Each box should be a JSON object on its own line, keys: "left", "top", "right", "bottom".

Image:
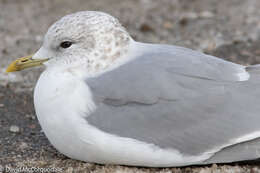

{"left": 204, "top": 137, "right": 260, "bottom": 164}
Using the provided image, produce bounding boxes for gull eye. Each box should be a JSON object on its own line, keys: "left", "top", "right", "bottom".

{"left": 60, "top": 41, "right": 72, "bottom": 49}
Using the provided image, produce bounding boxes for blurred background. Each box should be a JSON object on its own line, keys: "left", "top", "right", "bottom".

{"left": 0, "top": 0, "right": 260, "bottom": 172}
{"left": 1, "top": 0, "right": 260, "bottom": 86}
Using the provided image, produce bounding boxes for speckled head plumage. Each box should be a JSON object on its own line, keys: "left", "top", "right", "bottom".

{"left": 34, "top": 11, "right": 132, "bottom": 73}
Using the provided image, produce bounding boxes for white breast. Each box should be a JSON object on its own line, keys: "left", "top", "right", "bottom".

{"left": 34, "top": 69, "right": 96, "bottom": 159}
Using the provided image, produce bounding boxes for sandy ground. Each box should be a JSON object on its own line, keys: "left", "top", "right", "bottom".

{"left": 0, "top": 0, "right": 260, "bottom": 172}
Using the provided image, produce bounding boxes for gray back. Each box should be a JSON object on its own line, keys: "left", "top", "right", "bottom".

{"left": 85, "top": 44, "right": 260, "bottom": 156}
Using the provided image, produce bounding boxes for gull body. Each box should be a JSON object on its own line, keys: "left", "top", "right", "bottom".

{"left": 7, "top": 11, "right": 260, "bottom": 167}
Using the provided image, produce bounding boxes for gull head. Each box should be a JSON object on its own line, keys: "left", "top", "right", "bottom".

{"left": 6, "top": 11, "right": 132, "bottom": 74}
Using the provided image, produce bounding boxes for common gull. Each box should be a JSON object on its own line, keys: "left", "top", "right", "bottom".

{"left": 6, "top": 11, "right": 260, "bottom": 167}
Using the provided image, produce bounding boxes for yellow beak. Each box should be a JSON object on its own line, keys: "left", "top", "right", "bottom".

{"left": 6, "top": 55, "right": 49, "bottom": 72}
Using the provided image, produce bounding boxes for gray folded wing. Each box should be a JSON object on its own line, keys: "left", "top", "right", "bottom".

{"left": 85, "top": 43, "right": 260, "bottom": 162}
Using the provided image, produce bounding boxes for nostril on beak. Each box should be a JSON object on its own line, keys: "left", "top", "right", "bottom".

{"left": 21, "top": 59, "right": 28, "bottom": 63}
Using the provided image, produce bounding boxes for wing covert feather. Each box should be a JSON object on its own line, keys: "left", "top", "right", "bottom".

{"left": 86, "top": 43, "right": 260, "bottom": 157}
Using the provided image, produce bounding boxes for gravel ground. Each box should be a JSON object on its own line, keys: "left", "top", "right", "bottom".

{"left": 1, "top": 0, "right": 260, "bottom": 172}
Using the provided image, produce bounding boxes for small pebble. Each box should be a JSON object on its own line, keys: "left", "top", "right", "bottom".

{"left": 254, "top": 49, "right": 260, "bottom": 55}
{"left": 182, "top": 12, "right": 198, "bottom": 20}
{"left": 9, "top": 125, "right": 20, "bottom": 133}
{"left": 29, "top": 124, "right": 36, "bottom": 129}
{"left": 241, "top": 50, "right": 252, "bottom": 56}
{"left": 139, "top": 23, "right": 153, "bottom": 32}
{"left": 163, "top": 21, "right": 173, "bottom": 29}
{"left": 35, "top": 35, "right": 43, "bottom": 42}
{"left": 2, "top": 48, "right": 8, "bottom": 54}
{"left": 19, "top": 142, "right": 28, "bottom": 150}
{"left": 199, "top": 11, "right": 215, "bottom": 18}
{"left": 25, "top": 114, "right": 36, "bottom": 120}
{"left": 0, "top": 103, "right": 4, "bottom": 107}
{"left": 66, "top": 167, "right": 74, "bottom": 173}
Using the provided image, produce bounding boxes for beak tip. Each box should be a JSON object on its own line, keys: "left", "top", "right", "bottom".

{"left": 5, "top": 63, "right": 16, "bottom": 73}
{"left": 6, "top": 68, "right": 11, "bottom": 73}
